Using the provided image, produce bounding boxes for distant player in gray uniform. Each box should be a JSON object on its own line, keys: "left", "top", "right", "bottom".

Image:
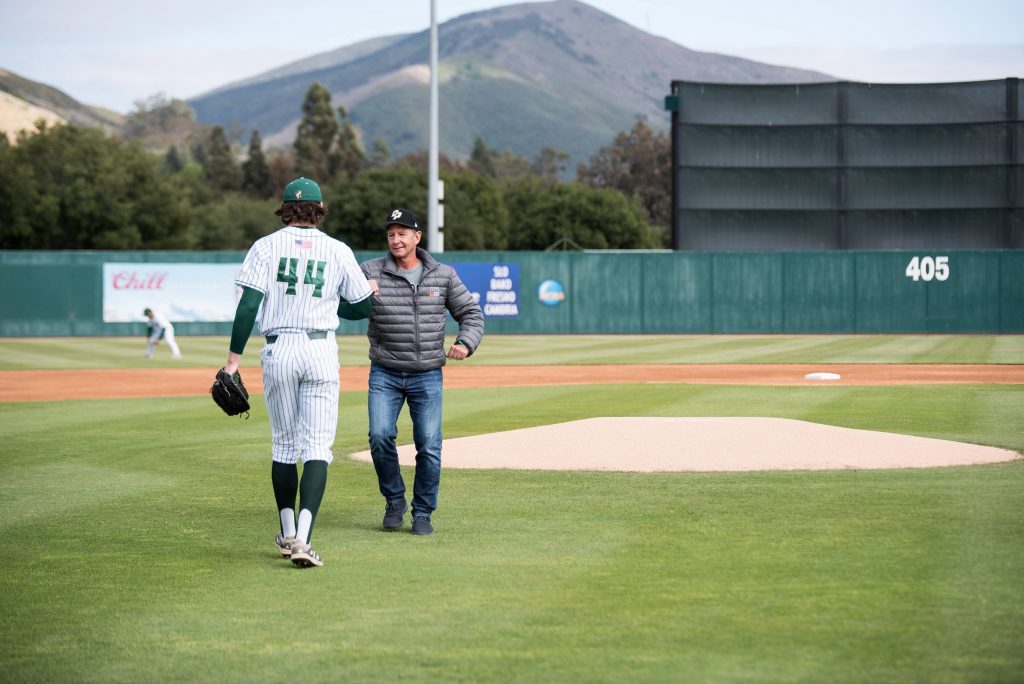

{"left": 143, "top": 307, "right": 181, "bottom": 359}
{"left": 220, "top": 177, "right": 372, "bottom": 568}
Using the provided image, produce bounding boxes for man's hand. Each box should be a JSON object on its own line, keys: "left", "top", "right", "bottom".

{"left": 446, "top": 342, "right": 469, "bottom": 360}
{"left": 368, "top": 278, "right": 379, "bottom": 296}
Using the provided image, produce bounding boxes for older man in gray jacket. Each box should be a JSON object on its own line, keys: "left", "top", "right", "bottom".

{"left": 358, "top": 207, "right": 484, "bottom": 535}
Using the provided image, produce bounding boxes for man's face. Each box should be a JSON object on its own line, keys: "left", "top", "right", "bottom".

{"left": 387, "top": 226, "right": 421, "bottom": 259}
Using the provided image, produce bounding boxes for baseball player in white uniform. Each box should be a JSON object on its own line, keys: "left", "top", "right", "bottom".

{"left": 220, "top": 177, "right": 372, "bottom": 568}
{"left": 144, "top": 307, "right": 181, "bottom": 359}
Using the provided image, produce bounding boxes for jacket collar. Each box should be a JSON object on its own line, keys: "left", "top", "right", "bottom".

{"left": 383, "top": 247, "right": 438, "bottom": 275}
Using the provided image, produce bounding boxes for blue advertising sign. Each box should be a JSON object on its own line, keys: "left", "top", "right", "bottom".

{"left": 450, "top": 262, "right": 520, "bottom": 317}
{"left": 538, "top": 279, "right": 566, "bottom": 307}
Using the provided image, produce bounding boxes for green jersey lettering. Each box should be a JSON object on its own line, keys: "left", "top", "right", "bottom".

{"left": 277, "top": 257, "right": 299, "bottom": 295}
{"left": 304, "top": 260, "right": 327, "bottom": 298}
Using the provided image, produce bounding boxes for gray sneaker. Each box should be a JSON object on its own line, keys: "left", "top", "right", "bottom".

{"left": 411, "top": 516, "right": 434, "bottom": 536}
{"left": 275, "top": 533, "right": 297, "bottom": 557}
{"left": 382, "top": 499, "right": 408, "bottom": 530}
{"left": 290, "top": 542, "right": 323, "bottom": 568}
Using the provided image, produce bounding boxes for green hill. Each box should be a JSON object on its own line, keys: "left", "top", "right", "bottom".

{"left": 188, "top": 0, "right": 832, "bottom": 165}
{"left": 0, "top": 68, "right": 122, "bottom": 131}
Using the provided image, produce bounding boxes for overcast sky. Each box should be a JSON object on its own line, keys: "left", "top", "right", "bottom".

{"left": 1, "top": 0, "right": 1022, "bottom": 113}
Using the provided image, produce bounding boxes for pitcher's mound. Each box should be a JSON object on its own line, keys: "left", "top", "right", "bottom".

{"left": 349, "top": 417, "right": 1019, "bottom": 472}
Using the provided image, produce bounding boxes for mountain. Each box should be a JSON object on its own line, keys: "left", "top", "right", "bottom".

{"left": 188, "top": 0, "right": 832, "bottom": 167}
{"left": 199, "top": 34, "right": 408, "bottom": 97}
{"left": 0, "top": 68, "right": 123, "bottom": 139}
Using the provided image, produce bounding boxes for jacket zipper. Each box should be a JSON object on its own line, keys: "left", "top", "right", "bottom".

{"left": 411, "top": 281, "right": 420, "bottom": 369}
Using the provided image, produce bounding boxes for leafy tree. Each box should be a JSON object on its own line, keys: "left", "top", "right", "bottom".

{"left": 577, "top": 119, "right": 671, "bottom": 241}
{"left": 368, "top": 137, "right": 391, "bottom": 169}
{"left": 442, "top": 171, "right": 509, "bottom": 250}
{"left": 0, "top": 122, "right": 192, "bottom": 249}
{"left": 192, "top": 194, "right": 278, "bottom": 250}
{"left": 368, "top": 138, "right": 391, "bottom": 168}
{"left": 397, "top": 149, "right": 463, "bottom": 174}
{"left": 329, "top": 106, "right": 365, "bottom": 180}
{"left": 266, "top": 149, "right": 296, "bottom": 197}
{"left": 532, "top": 146, "right": 570, "bottom": 182}
{"left": 0, "top": 130, "right": 46, "bottom": 248}
{"left": 190, "top": 137, "right": 208, "bottom": 167}
{"left": 167, "top": 161, "right": 216, "bottom": 206}
{"left": 241, "top": 130, "right": 274, "bottom": 198}
{"left": 492, "top": 149, "right": 532, "bottom": 180}
{"left": 468, "top": 137, "right": 531, "bottom": 180}
{"left": 468, "top": 136, "right": 496, "bottom": 176}
{"left": 503, "top": 175, "right": 658, "bottom": 250}
{"left": 204, "top": 125, "right": 242, "bottom": 192}
{"left": 161, "top": 145, "right": 185, "bottom": 174}
{"left": 324, "top": 164, "right": 426, "bottom": 250}
{"left": 122, "top": 94, "right": 205, "bottom": 151}
{"left": 293, "top": 82, "right": 338, "bottom": 183}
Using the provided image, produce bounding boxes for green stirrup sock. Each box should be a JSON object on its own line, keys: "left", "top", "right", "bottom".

{"left": 271, "top": 461, "right": 298, "bottom": 517}
{"left": 298, "top": 461, "right": 328, "bottom": 542}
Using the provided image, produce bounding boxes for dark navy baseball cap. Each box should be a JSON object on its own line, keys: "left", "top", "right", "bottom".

{"left": 383, "top": 208, "right": 420, "bottom": 231}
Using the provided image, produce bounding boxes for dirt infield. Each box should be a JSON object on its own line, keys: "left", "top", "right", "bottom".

{"left": 1, "top": 364, "right": 1022, "bottom": 402}
{"left": 350, "top": 417, "right": 1021, "bottom": 472}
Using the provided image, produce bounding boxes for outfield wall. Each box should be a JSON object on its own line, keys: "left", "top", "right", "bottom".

{"left": 1, "top": 250, "right": 1022, "bottom": 335}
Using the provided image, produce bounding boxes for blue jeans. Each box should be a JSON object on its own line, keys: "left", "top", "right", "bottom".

{"left": 368, "top": 362, "right": 443, "bottom": 519}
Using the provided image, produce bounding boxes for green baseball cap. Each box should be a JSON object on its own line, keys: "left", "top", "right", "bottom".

{"left": 282, "top": 177, "right": 322, "bottom": 203}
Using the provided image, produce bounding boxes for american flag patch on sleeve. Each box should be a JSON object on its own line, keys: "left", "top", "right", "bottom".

{"left": 295, "top": 239, "right": 313, "bottom": 249}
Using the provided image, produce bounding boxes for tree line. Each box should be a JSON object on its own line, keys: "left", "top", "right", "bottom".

{"left": 0, "top": 82, "right": 670, "bottom": 251}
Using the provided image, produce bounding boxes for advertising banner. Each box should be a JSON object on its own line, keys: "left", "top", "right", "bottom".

{"left": 103, "top": 263, "right": 242, "bottom": 322}
{"left": 450, "top": 262, "right": 520, "bottom": 318}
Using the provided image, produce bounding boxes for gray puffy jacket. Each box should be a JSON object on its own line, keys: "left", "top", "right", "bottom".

{"left": 361, "top": 248, "right": 484, "bottom": 371}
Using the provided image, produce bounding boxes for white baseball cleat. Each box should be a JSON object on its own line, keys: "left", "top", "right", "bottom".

{"left": 274, "top": 533, "right": 297, "bottom": 557}
{"left": 290, "top": 543, "right": 324, "bottom": 568}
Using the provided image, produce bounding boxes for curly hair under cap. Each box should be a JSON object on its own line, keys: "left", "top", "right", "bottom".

{"left": 275, "top": 201, "right": 327, "bottom": 227}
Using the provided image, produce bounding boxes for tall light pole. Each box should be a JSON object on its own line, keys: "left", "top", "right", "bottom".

{"left": 428, "top": 0, "right": 443, "bottom": 252}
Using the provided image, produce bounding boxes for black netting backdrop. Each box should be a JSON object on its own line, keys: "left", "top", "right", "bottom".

{"left": 844, "top": 210, "right": 1010, "bottom": 249}
{"left": 845, "top": 167, "right": 1008, "bottom": 209}
{"left": 675, "top": 82, "right": 838, "bottom": 125}
{"left": 677, "top": 210, "right": 838, "bottom": 251}
{"left": 670, "top": 78, "right": 1022, "bottom": 250}
{"left": 678, "top": 125, "right": 838, "bottom": 167}
{"left": 846, "top": 124, "right": 1007, "bottom": 166}
{"left": 679, "top": 169, "right": 837, "bottom": 209}
{"left": 845, "top": 81, "right": 1008, "bottom": 124}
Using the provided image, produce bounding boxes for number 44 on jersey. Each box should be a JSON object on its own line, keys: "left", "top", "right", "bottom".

{"left": 278, "top": 257, "right": 327, "bottom": 297}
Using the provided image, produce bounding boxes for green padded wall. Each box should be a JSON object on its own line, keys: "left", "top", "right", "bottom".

{"left": 1, "top": 250, "right": 1021, "bottom": 335}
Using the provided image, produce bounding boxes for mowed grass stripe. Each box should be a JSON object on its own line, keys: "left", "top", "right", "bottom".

{"left": 2, "top": 334, "right": 1024, "bottom": 370}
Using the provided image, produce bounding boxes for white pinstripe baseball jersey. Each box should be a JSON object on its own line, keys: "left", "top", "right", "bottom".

{"left": 236, "top": 226, "right": 371, "bottom": 335}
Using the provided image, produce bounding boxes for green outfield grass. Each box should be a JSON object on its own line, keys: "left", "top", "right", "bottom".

{"left": 0, "top": 333, "right": 1022, "bottom": 370}
{"left": 0, "top": 336, "right": 1022, "bottom": 682}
